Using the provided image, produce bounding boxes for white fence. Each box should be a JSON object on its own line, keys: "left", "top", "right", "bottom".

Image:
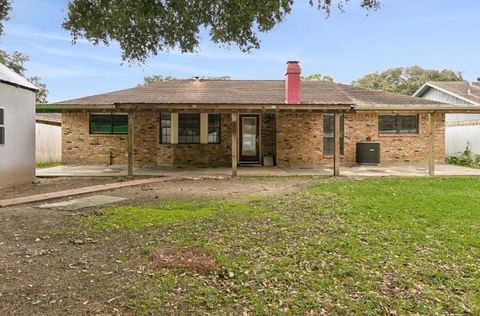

{"left": 445, "top": 122, "right": 480, "bottom": 156}
{"left": 36, "top": 122, "right": 61, "bottom": 164}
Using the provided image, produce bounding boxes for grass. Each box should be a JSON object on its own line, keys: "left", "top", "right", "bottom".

{"left": 81, "top": 177, "right": 480, "bottom": 314}
{"left": 35, "top": 161, "right": 61, "bottom": 168}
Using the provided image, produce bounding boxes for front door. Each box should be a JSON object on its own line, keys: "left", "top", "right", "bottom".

{"left": 239, "top": 114, "right": 260, "bottom": 161}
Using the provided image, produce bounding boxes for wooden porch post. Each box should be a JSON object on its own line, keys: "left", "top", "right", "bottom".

{"left": 127, "top": 111, "right": 134, "bottom": 177}
{"left": 428, "top": 112, "right": 435, "bottom": 176}
{"left": 231, "top": 113, "right": 238, "bottom": 177}
{"left": 333, "top": 112, "right": 341, "bottom": 176}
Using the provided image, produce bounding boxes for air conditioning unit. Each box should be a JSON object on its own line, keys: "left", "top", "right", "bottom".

{"left": 356, "top": 141, "right": 380, "bottom": 165}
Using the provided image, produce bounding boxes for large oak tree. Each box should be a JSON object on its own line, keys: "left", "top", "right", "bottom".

{"left": 353, "top": 66, "right": 464, "bottom": 96}
{"left": 62, "top": 0, "right": 381, "bottom": 62}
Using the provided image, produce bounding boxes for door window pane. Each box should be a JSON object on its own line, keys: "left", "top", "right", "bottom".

{"left": 242, "top": 117, "right": 257, "bottom": 156}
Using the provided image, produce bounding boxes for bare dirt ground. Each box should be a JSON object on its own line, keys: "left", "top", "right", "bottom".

{"left": 0, "top": 176, "right": 317, "bottom": 315}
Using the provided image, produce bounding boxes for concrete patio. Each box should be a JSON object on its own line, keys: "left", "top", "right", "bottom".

{"left": 36, "top": 163, "right": 480, "bottom": 178}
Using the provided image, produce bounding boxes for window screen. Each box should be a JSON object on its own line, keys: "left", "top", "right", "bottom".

{"left": 379, "top": 115, "right": 418, "bottom": 134}
{"left": 89, "top": 114, "right": 128, "bottom": 134}
{"left": 208, "top": 114, "right": 221, "bottom": 144}
{"left": 160, "top": 112, "right": 171, "bottom": 144}
{"left": 323, "top": 113, "right": 344, "bottom": 155}
{"left": 178, "top": 113, "right": 200, "bottom": 144}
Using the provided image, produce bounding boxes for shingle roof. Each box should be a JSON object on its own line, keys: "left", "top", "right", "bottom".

{"left": 414, "top": 81, "right": 480, "bottom": 105}
{"left": 36, "top": 113, "right": 61, "bottom": 124}
{"left": 57, "top": 80, "right": 442, "bottom": 107}
{"left": 0, "top": 63, "right": 38, "bottom": 91}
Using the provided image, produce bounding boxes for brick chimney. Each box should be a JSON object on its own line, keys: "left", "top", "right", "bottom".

{"left": 285, "top": 61, "right": 301, "bottom": 104}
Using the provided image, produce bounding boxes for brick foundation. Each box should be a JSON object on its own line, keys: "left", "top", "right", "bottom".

{"left": 62, "top": 111, "right": 445, "bottom": 167}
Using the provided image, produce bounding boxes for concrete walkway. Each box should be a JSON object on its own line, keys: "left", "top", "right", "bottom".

{"left": 0, "top": 177, "right": 179, "bottom": 208}
{"left": 36, "top": 164, "right": 480, "bottom": 178}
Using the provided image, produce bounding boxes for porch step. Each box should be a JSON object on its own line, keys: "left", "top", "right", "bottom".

{"left": 238, "top": 163, "right": 263, "bottom": 167}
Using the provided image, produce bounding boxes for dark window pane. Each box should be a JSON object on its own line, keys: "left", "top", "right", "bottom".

{"left": 90, "top": 114, "right": 128, "bottom": 134}
{"left": 208, "top": 114, "right": 221, "bottom": 144}
{"left": 179, "top": 113, "right": 200, "bottom": 144}
{"left": 379, "top": 115, "right": 418, "bottom": 134}
{"left": 323, "top": 113, "right": 344, "bottom": 155}
{"left": 90, "top": 114, "right": 112, "bottom": 134}
{"left": 378, "top": 115, "right": 398, "bottom": 134}
{"left": 399, "top": 115, "right": 418, "bottom": 133}
{"left": 160, "top": 112, "right": 171, "bottom": 144}
{"left": 0, "top": 126, "right": 4, "bottom": 144}
{"left": 0, "top": 108, "right": 4, "bottom": 125}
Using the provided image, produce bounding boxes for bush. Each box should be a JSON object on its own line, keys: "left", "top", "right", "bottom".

{"left": 445, "top": 143, "right": 480, "bottom": 168}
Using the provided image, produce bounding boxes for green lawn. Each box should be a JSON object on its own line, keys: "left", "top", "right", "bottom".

{"left": 82, "top": 177, "right": 480, "bottom": 314}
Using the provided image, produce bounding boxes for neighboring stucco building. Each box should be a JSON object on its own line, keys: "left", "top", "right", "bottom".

{"left": 414, "top": 81, "right": 480, "bottom": 155}
{"left": 0, "top": 63, "right": 37, "bottom": 188}
{"left": 36, "top": 113, "right": 61, "bottom": 164}
{"left": 39, "top": 61, "right": 477, "bottom": 176}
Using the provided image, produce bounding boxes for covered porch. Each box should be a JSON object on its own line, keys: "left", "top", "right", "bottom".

{"left": 36, "top": 163, "right": 480, "bottom": 178}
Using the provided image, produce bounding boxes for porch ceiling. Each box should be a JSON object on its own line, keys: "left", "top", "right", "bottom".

{"left": 36, "top": 103, "right": 355, "bottom": 113}
{"left": 37, "top": 102, "right": 480, "bottom": 114}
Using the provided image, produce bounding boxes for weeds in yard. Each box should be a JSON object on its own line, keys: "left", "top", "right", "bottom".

{"left": 446, "top": 143, "right": 480, "bottom": 168}
{"left": 77, "top": 177, "right": 480, "bottom": 315}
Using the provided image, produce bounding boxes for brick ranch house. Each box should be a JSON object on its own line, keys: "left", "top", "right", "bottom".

{"left": 39, "top": 61, "right": 479, "bottom": 176}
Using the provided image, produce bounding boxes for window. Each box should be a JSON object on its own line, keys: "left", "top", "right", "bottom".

{"left": 208, "top": 114, "right": 221, "bottom": 144}
{"left": 379, "top": 115, "right": 418, "bottom": 134}
{"left": 160, "top": 112, "right": 171, "bottom": 144}
{"left": 178, "top": 113, "right": 200, "bottom": 144}
{"left": 0, "top": 108, "right": 4, "bottom": 145}
{"left": 89, "top": 114, "right": 128, "bottom": 134}
{"left": 323, "top": 113, "right": 344, "bottom": 155}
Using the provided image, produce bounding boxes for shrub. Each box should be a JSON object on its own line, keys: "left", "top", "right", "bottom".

{"left": 446, "top": 143, "right": 480, "bottom": 168}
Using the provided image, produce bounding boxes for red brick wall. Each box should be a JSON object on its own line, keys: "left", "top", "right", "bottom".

{"left": 62, "top": 111, "right": 445, "bottom": 167}
{"left": 275, "top": 112, "right": 445, "bottom": 166}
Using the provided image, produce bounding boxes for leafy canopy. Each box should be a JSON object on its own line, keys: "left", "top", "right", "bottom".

{"left": 0, "top": 0, "right": 10, "bottom": 37}
{"left": 353, "top": 66, "right": 464, "bottom": 96}
{"left": 142, "top": 75, "right": 230, "bottom": 85}
{"left": 301, "top": 73, "right": 334, "bottom": 82}
{"left": 63, "top": 0, "right": 381, "bottom": 63}
{"left": 0, "top": 49, "right": 49, "bottom": 103}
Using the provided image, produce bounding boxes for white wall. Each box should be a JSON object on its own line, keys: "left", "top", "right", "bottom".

{"left": 0, "top": 83, "right": 36, "bottom": 188}
{"left": 36, "top": 122, "right": 61, "bottom": 164}
{"left": 446, "top": 124, "right": 480, "bottom": 155}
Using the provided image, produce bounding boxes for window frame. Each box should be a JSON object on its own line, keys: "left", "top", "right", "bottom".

{"left": 0, "top": 108, "right": 4, "bottom": 145}
{"left": 89, "top": 113, "right": 128, "bottom": 135}
{"left": 207, "top": 113, "right": 221, "bottom": 144}
{"left": 323, "top": 113, "right": 344, "bottom": 156}
{"left": 178, "top": 113, "right": 201, "bottom": 144}
{"left": 378, "top": 114, "right": 419, "bottom": 135}
{"left": 159, "top": 112, "right": 172, "bottom": 144}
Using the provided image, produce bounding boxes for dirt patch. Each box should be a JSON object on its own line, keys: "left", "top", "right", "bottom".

{"left": 151, "top": 245, "right": 217, "bottom": 272}
{"left": 0, "top": 176, "right": 317, "bottom": 315}
{"left": 0, "top": 177, "right": 133, "bottom": 199}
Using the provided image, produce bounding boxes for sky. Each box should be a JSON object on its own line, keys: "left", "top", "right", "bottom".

{"left": 1, "top": 0, "right": 479, "bottom": 102}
